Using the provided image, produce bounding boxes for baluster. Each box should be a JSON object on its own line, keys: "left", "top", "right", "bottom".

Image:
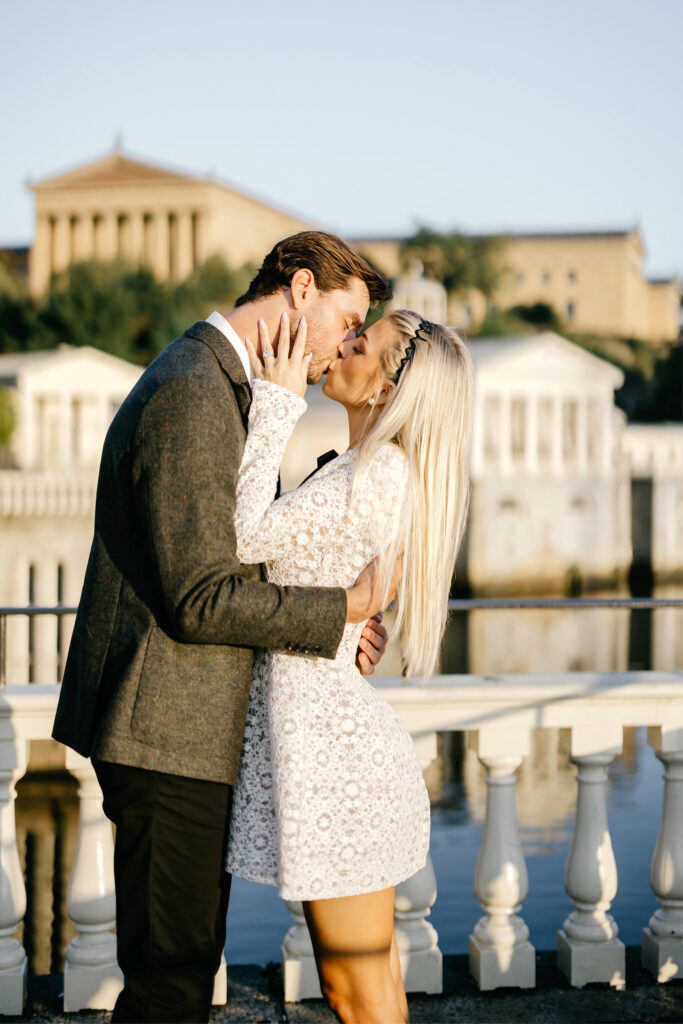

{"left": 212, "top": 956, "right": 227, "bottom": 1005}
{"left": 282, "top": 900, "right": 321, "bottom": 1001}
{"left": 468, "top": 729, "right": 535, "bottom": 991}
{"left": 557, "top": 726, "right": 625, "bottom": 989}
{"left": 0, "top": 737, "right": 27, "bottom": 1015}
{"left": 395, "top": 854, "right": 442, "bottom": 993}
{"left": 395, "top": 729, "right": 442, "bottom": 994}
{"left": 63, "top": 750, "right": 123, "bottom": 1012}
{"left": 642, "top": 726, "right": 683, "bottom": 982}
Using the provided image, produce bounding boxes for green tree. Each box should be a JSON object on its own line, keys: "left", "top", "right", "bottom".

{"left": 508, "top": 301, "right": 564, "bottom": 332}
{"left": 473, "top": 307, "right": 530, "bottom": 337}
{"left": 0, "top": 255, "right": 256, "bottom": 365}
{"left": 630, "top": 343, "right": 683, "bottom": 422}
{"left": 400, "top": 227, "right": 506, "bottom": 299}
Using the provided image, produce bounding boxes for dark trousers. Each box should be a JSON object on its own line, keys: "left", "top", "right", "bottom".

{"left": 93, "top": 759, "right": 232, "bottom": 1024}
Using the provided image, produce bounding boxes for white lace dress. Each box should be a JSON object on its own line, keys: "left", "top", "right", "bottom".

{"left": 226, "top": 379, "right": 430, "bottom": 901}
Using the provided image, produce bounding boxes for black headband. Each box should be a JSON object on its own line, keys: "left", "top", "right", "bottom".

{"left": 392, "top": 319, "right": 433, "bottom": 382}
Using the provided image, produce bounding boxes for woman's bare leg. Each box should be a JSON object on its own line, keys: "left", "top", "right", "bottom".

{"left": 389, "top": 929, "right": 409, "bottom": 1022}
{"left": 303, "top": 888, "right": 408, "bottom": 1024}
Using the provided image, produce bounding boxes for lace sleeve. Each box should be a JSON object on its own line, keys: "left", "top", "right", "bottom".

{"left": 236, "top": 379, "right": 409, "bottom": 572}
{"left": 233, "top": 379, "right": 308, "bottom": 562}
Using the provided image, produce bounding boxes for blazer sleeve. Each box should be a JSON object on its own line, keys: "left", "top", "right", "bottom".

{"left": 132, "top": 371, "right": 346, "bottom": 659}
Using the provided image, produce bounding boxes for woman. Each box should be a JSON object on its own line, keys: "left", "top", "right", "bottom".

{"left": 227, "top": 309, "right": 473, "bottom": 1023}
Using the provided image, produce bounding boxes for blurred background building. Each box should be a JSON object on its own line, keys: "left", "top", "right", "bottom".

{"left": 0, "top": 149, "right": 680, "bottom": 640}
{"left": 22, "top": 151, "right": 680, "bottom": 344}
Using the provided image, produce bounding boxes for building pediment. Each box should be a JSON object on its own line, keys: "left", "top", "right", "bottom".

{"left": 0, "top": 345, "right": 143, "bottom": 388}
{"left": 468, "top": 332, "right": 624, "bottom": 389}
{"left": 30, "top": 152, "right": 201, "bottom": 192}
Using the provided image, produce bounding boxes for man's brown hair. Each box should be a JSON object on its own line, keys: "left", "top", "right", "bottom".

{"left": 234, "top": 231, "right": 392, "bottom": 308}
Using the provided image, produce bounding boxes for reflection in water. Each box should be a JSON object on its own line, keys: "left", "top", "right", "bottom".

{"left": 16, "top": 767, "right": 78, "bottom": 975}
{"left": 15, "top": 588, "right": 681, "bottom": 971}
{"left": 436, "top": 585, "right": 682, "bottom": 677}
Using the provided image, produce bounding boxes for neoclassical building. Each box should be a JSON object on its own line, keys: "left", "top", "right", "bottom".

{"left": 0, "top": 347, "right": 143, "bottom": 683}
{"left": 28, "top": 149, "right": 310, "bottom": 296}
{"left": 353, "top": 229, "right": 680, "bottom": 344}
{"left": 27, "top": 150, "right": 680, "bottom": 343}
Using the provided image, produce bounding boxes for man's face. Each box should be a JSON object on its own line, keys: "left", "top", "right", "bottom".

{"left": 302, "top": 276, "right": 370, "bottom": 383}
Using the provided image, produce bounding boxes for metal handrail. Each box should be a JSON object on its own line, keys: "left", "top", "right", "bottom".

{"left": 2, "top": 597, "right": 683, "bottom": 618}
{"left": 446, "top": 597, "right": 683, "bottom": 610}
{"left": 1, "top": 598, "right": 682, "bottom": 687}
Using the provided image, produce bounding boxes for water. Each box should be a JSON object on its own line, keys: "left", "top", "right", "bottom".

{"left": 15, "top": 585, "right": 681, "bottom": 972}
{"left": 223, "top": 583, "right": 680, "bottom": 965}
{"left": 224, "top": 725, "right": 663, "bottom": 965}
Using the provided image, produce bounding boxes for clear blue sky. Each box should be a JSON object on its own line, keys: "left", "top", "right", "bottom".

{"left": 2, "top": 0, "right": 681, "bottom": 277}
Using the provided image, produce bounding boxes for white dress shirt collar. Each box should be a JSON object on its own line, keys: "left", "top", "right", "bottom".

{"left": 205, "top": 310, "right": 254, "bottom": 386}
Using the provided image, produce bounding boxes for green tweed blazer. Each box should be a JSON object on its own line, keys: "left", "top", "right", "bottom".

{"left": 52, "top": 321, "right": 347, "bottom": 784}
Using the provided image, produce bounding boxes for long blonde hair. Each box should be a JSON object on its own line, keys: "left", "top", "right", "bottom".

{"left": 353, "top": 310, "right": 473, "bottom": 679}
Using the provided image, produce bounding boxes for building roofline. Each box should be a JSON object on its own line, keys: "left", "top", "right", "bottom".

{"left": 27, "top": 148, "right": 317, "bottom": 230}
{"left": 349, "top": 227, "right": 641, "bottom": 244}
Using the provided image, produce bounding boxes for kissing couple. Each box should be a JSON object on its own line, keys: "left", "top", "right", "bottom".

{"left": 53, "top": 231, "right": 473, "bottom": 1024}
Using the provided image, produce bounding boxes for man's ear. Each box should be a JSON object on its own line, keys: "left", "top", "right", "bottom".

{"left": 289, "top": 268, "right": 316, "bottom": 308}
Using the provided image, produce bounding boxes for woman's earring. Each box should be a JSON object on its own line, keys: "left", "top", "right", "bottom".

{"left": 368, "top": 398, "right": 376, "bottom": 406}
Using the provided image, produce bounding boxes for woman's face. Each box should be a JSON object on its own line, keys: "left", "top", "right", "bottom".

{"left": 322, "top": 317, "right": 396, "bottom": 408}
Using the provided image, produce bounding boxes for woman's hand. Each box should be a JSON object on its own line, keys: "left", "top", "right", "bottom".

{"left": 245, "top": 313, "right": 312, "bottom": 399}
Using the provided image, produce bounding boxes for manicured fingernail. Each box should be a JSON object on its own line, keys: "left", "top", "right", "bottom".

{"left": 245, "top": 337, "right": 252, "bottom": 346}
{"left": 300, "top": 316, "right": 306, "bottom": 326}
{"left": 306, "top": 352, "right": 313, "bottom": 361}
{"left": 281, "top": 312, "right": 288, "bottom": 322}
{"left": 258, "top": 319, "right": 266, "bottom": 330}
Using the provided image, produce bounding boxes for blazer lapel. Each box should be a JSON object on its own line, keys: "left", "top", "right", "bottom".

{"left": 185, "top": 320, "right": 252, "bottom": 421}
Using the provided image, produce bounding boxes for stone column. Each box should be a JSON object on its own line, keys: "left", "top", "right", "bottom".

{"left": 524, "top": 397, "right": 537, "bottom": 475}
{"left": 100, "top": 213, "right": 118, "bottom": 262}
{"left": 128, "top": 212, "right": 145, "bottom": 264}
{"left": 29, "top": 215, "right": 52, "bottom": 296}
{"left": 176, "top": 210, "right": 194, "bottom": 282}
{"left": 52, "top": 214, "right": 71, "bottom": 274}
{"left": 642, "top": 725, "right": 683, "bottom": 982}
{"left": 471, "top": 393, "right": 486, "bottom": 478}
{"left": 33, "top": 561, "right": 59, "bottom": 683}
{"left": 192, "top": 211, "right": 205, "bottom": 267}
{"left": 557, "top": 726, "right": 625, "bottom": 989}
{"left": 6, "top": 556, "right": 30, "bottom": 685}
{"left": 552, "top": 399, "right": 564, "bottom": 475}
{"left": 603, "top": 405, "right": 613, "bottom": 474}
{"left": 75, "top": 215, "right": 95, "bottom": 262}
{"left": 152, "top": 211, "right": 170, "bottom": 280}
{"left": 576, "top": 400, "right": 588, "bottom": 475}
{"left": 499, "top": 395, "right": 512, "bottom": 475}
{"left": 468, "top": 729, "right": 535, "bottom": 991}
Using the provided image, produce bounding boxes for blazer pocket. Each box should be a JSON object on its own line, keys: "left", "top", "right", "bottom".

{"left": 130, "top": 626, "right": 252, "bottom": 754}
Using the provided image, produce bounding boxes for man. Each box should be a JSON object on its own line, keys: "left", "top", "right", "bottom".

{"left": 52, "top": 231, "right": 393, "bottom": 1023}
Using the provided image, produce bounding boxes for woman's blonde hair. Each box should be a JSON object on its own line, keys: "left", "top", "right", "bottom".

{"left": 353, "top": 310, "right": 473, "bottom": 679}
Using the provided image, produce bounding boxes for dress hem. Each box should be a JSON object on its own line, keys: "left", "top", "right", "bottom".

{"left": 226, "top": 850, "right": 429, "bottom": 902}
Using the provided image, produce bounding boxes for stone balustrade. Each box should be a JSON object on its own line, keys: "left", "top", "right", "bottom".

{"left": 0, "top": 471, "right": 96, "bottom": 518}
{"left": 0, "top": 671, "right": 681, "bottom": 1014}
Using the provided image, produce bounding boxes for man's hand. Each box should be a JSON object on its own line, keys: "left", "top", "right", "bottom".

{"left": 355, "top": 613, "right": 388, "bottom": 676}
{"left": 345, "top": 553, "right": 403, "bottom": 623}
